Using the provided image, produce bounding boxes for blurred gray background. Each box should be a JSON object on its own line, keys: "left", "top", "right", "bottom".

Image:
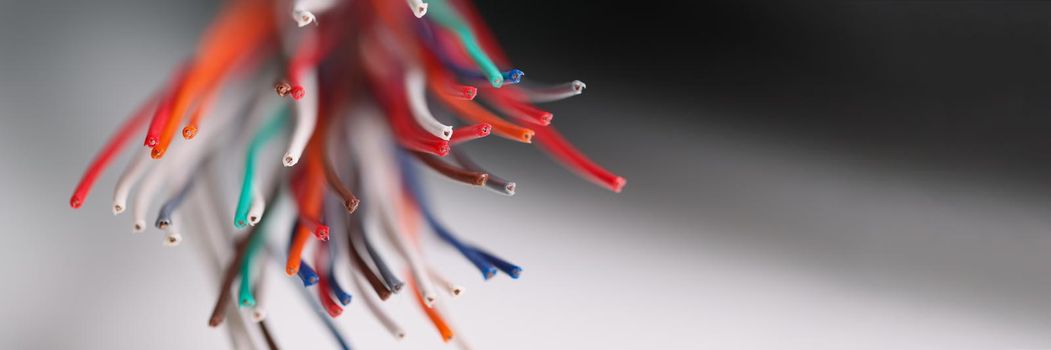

{"left": 6, "top": 0, "right": 1051, "bottom": 349}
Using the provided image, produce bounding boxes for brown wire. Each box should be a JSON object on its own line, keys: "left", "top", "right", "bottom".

{"left": 321, "top": 126, "right": 360, "bottom": 213}
{"left": 258, "top": 319, "right": 279, "bottom": 350}
{"left": 208, "top": 228, "right": 253, "bottom": 327}
{"left": 451, "top": 148, "right": 516, "bottom": 195}
{"left": 317, "top": 55, "right": 361, "bottom": 213}
{"left": 344, "top": 211, "right": 393, "bottom": 300}
{"left": 410, "top": 150, "right": 489, "bottom": 186}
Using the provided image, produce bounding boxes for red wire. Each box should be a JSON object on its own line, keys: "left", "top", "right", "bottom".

{"left": 449, "top": 123, "right": 491, "bottom": 145}
{"left": 315, "top": 243, "right": 343, "bottom": 318}
{"left": 69, "top": 94, "right": 158, "bottom": 209}
{"left": 511, "top": 102, "right": 553, "bottom": 125}
{"left": 533, "top": 126, "right": 626, "bottom": 193}
{"left": 447, "top": 84, "right": 477, "bottom": 100}
{"left": 287, "top": 16, "right": 343, "bottom": 101}
{"left": 286, "top": 30, "right": 319, "bottom": 100}
{"left": 484, "top": 90, "right": 553, "bottom": 125}
{"left": 298, "top": 215, "right": 330, "bottom": 241}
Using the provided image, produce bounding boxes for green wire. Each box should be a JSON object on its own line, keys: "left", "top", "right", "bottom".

{"left": 427, "top": 0, "right": 504, "bottom": 88}
{"left": 233, "top": 105, "right": 289, "bottom": 229}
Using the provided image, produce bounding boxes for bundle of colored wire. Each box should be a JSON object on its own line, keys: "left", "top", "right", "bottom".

{"left": 68, "top": 0, "right": 625, "bottom": 347}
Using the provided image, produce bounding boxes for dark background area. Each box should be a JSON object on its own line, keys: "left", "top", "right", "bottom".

{"left": 479, "top": 0, "right": 1051, "bottom": 189}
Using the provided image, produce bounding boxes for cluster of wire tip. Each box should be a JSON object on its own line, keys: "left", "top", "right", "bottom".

{"left": 68, "top": 0, "right": 624, "bottom": 348}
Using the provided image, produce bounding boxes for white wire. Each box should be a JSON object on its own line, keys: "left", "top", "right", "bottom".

{"left": 349, "top": 265, "right": 407, "bottom": 340}
{"left": 428, "top": 268, "right": 464, "bottom": 298}
{"left": 129, "top": 171, "right": 161, "bottom": 227}
{"left": 291, "top": 0, "right": 338, "bottom": 27}
{"left": 406, "top": 0, "right": 428, "bottom": 18}
{"left": 520, "top": 80, "right": 587, "bottom": 103}
{"left": 291, "top": 9, "right": 317, "bottom": 27}
{"left": 163, "top": 212, "right": 183, "bottom": 247}
{"left": 248, "top": 185, "right": 265, "bottom": 226}
{"left": 284, "top": 68, "right": 318, "bottom": 167}
{"left": 251, "top": 248, "right": 271, "bottom": 322}
{"left": 352, "top": 109, "right": 439, "bottom": 307}
{"left": 112, "top": 150, "right": 154, "bottom": 215}
{"left": 251, "top": 180, "right": 295, "bottom": 322}
{"left": 193, "top": 173, "right": 230, "bottom": 271}
{"left": 405, "top": 66, "right": 453, "bottom": 140}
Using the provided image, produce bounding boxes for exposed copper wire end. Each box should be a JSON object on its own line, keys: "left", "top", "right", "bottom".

{"left": 182, "top": 125, "right": 198, "bottom": 139}
{"left": 274, "top": 81, "right": 292, "bottom": 97}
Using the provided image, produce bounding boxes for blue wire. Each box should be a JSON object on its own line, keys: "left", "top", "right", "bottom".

{"left": 154, "top": 166, "right": 201, "bottom": 229}
{"left": 396, "top": 149, "right": 499, "bottom": 280}
{"left": 429, "top": 216, "right": 496, "bottom": 279}
{"left": 473, "top": 246, "right": 522, "bottom": 279}
{"left": 327, "top": 238, "right": 353, "bottom": 305}
{"left": 501, "top": 69, "right": 525, "bottom": 85}
{"left": 358, "top": 210, "right": 405, "bottom": 292}
{"left": 298, "top": 262, "right": 320, "bottom": 287}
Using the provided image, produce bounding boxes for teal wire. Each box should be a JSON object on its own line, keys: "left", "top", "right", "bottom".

{"left": 233, "top": 105, "right": 290, "bottom": 229}
{"left": 238, "top": 189, "right": 282, "bottom": 307}
{"left": 426, "top": 0, "right": 504, "bottom": 88}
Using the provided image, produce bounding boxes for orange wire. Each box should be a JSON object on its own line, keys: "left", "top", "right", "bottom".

{"left": 181, "top": 82, "right": 220, "bottom": 139}
{"left": 285, "top": 159, "right": 325, "bottom": 275}
{"left": 409, "top": 270, "right": 454, "bottom": 342}
{"left": 285, "top": 175, "right": 322, "bottom": 275}
{"left": 185, "top": 44, "right": 268, "bottom": 139}
{"left": 152, "top": 0, "right": 276, "bottom": 158}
